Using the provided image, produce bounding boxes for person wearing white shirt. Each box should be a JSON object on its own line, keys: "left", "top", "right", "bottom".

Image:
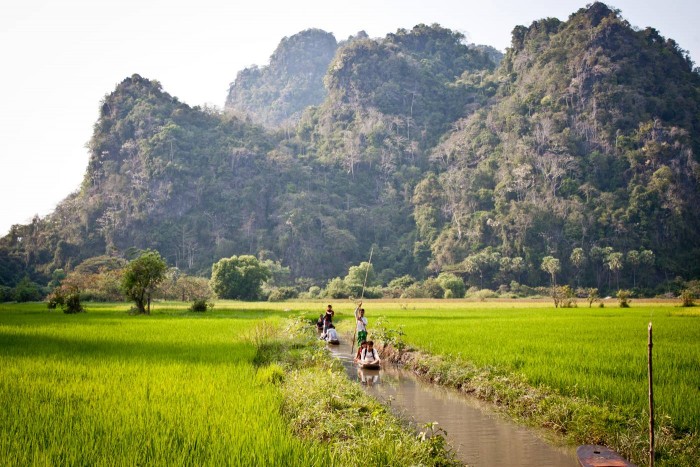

{"left": 354, "top": 302, "right": 368, "bottom": 347}
{"left": 325, "top": 325, "right": 340, "bottom": 344}
{"left": 360, "top": 340, "right": 380, "bottom": 365}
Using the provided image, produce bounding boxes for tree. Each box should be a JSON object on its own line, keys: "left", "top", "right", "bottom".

{"left": 344, "top": 261, "right": 376, "bottom": 297}
{"left": 585, "top": 287, "right": 599, "bottom": 308}
{"left": 121, "top": 250, "right": 167, "bottom": 314}
{"left": 626, "top": 250, "right": 640, "bottom": 288}
{"left": 47, "top": 276, "right": 84, "bottom": 314}
{"left": 570, "top": 248, "right": 585, "bottom": 286}
{"left": 436, "top": 272, "right": 465, "bottom": 298}
{"left": 541, "top": 256, "right": 561, "bottom": 306}
{"left": 605, "top": 251, "right": 624, "bottom": 290}
{"left": 210, "top": 255, "right": 270, "bottom": 300}
{"left": 540, "top": 256, "right": 560, "bottom": 287}
{"left": 12, "top": 276, "right": 43, "bottom": 302}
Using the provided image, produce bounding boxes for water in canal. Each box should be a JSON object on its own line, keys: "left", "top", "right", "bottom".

{"left": 328, "top": 341, "right": 579, "bottom": 467}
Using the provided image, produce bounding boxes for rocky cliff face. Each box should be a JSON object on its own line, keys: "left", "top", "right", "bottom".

{"left": 225, "top": 28, "right": 338, "bottom": 128}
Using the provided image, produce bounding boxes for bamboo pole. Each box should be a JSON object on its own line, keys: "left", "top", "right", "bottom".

{"left": 351, "top": 247, "right": 373, "bottom": 356}
{"left": 648, "top": 322, "right": 654, "bottom": 467}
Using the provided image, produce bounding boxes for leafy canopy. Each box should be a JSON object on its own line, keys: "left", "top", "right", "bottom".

{"left": 121, "top": 250, "right": 167, "bottom": 314}
{"left": 210, "top": 255, "right": 271, "bottom": 301}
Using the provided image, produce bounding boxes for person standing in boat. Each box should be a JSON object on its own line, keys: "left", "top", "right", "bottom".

{"left": 322, "top": 304, "right": 334, "bottom": 336}
{"left": 354, "top": 302, "right": 368, "bottom": 347}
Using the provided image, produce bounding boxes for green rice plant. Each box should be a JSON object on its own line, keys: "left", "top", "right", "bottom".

{"left": 341, "top": 299, "right": 698, "bottom": 466}
{"left": 0, "top": 303, "right": 330, "bottom": 466}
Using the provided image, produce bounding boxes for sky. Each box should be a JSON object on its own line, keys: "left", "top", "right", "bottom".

{"left": 1, "top": 0, "right": 698, "bottom": 236}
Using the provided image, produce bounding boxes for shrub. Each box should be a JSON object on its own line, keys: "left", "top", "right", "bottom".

{"left": 474, "top": 289, "right": 498, "bottom": 301}
{"left": 12, "top": 277, "right": 43, "bottom": 302}
{"left": 47, "top": 287, "right": 84, "bottom": 313}
{"left": 189, "top": 298, "right": 210, "bottom": 312}
{"left": 324, "top": 277, "right": 350, "bottom": 299}
{"left": 436, "top": 273, "right": 465, "bottom": 298}
{"left": 583, "top": 288, "right": 599, "bottom": 307}
{"left": 360, "top": 286, "right": 384, "bottom": 299}
{"left": 388, "top": 275, "right": 416, "bottom": 290}
{"left": 0, "top": 285, "right": 13, "bottom": 302}
{"left": 63, "top": 291, "right": 85, "bottom": 314}
{"left": 268, "top": 287, "right": 299, "bottom": 302}
{"left": 680, "top": 289, "right": 695, "bottom": 307}
{"left": 617, "top": 289, "right": 632, "bottom": 308}
{"left": 402, "top": 283, "right": 429, "bottom": 298}
{"left": 423, "top": 278, "right": 445, "bottom": 299}
{"left": 554, "top": 285, "right": 577, "bottom": 308}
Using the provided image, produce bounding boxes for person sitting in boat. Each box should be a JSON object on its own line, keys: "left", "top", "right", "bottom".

{"left": 325, "top": 324, "right": 340, "bottom": 345}
{"left": 360, "top": 340, "right": 380, "bottom": 366}
{"left": 354, "top": 340, "right": 368, "bottom": 363}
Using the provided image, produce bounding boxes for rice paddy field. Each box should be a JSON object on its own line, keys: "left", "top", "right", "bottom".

{"left": 0, "top": 302, "right": 330, "bottom": 466}
{"left": 1, "top": 298, "right": 698, "bottom": 465}
{"left": 342, "top": 299, "right": 700, "bottom": 433}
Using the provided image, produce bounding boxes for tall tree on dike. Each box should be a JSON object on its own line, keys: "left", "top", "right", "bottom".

{"left": 210, "top": 255, "right": 270, "bottom": 300}
{"left": 121, "top": 250, "right": 167, "bottom": 314}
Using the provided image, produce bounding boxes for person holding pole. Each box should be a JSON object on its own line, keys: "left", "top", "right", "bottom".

{"left": 355, "top": 301, "right": 368, "bottom": 347}
{"left": 321, "top": 304, "right": 334, "bottom": 338}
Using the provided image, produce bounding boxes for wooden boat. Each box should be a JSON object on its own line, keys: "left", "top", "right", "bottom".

{"left": 359, "top": 362, "right": 380, "bottom": 370}
{"left": 576, "top": 445, "right": 637, "bottom": 467}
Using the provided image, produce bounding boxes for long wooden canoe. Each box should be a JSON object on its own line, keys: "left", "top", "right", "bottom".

{"left": 359, "top": 362, "right": 380, "bottom": 370}
{"left": 576, "top": 445, "right": 637, "bottom": 467}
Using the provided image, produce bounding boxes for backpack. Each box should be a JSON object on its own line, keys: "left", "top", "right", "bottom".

{"left": 361, "top": 348, "right": 377, "bottom": 361}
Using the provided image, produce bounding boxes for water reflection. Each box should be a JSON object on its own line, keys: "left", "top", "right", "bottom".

{"left": 357, "top": 367, "right": 380, "bottom": 386}
{"left": 327, "top": 341, "right": 578, "bottom": 467}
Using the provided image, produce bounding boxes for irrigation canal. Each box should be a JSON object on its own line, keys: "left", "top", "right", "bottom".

{"left": 327, "top": 340, "right": 579, "bottom": 467}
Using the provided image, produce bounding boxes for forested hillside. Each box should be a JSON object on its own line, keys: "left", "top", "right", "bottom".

{"left": 225, "top": 28, "right": 339, "bottom": 128}
{"left": 415, "top": 3, "right": 700, "bottom": 291}
{"left": 1, "top": 2, "right": 699, "bottom": 297}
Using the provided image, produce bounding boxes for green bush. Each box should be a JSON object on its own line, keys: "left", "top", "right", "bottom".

{"left": 617, "top": 289, "right": 632, "bottom": 308}
{"left": 323, "top": 277, "right": 350, "bottom": 299}
{"left": 436, "top": 273, "right": 465, "bottom": 298}
{"left": 402, "top": 283, "right": 429, "bottom": 298}
{"left": 423, "top": 278, "right": 445, "bottom": 299}
{"left": 12, "top": 277, "right": 43, "bottom": 302}
{"left": 474, "top": 289, "right": 498, "bottom": 301}
{"left": 268, "top": 287, "right": 299, "bottom": 302}
{"left": 189, "top": 298, "right": 211, "bottom": 312}
{"left": 388, "top": 275, "right": 416, "bottom": 290}
{"left": 0, "top": 285, "right": 13, "bottom": 302}
{"left": 47, "top": 288, "right": 84, "bottom": 313}
{"left": 680, "top": 289, "right": 695, "bottom": 307}
{"left": 63, "top": 292, "right": 85, "bottom": 314}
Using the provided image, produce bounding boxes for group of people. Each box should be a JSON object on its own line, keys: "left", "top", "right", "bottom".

{"left": 315, "top": 301, "right": 381, "bottom": 367}
{"left": 353, "top": 301, "right": 380, "bottom": 366}
{"left": 317, "top": 304, "right": 339, "bottom": 344}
